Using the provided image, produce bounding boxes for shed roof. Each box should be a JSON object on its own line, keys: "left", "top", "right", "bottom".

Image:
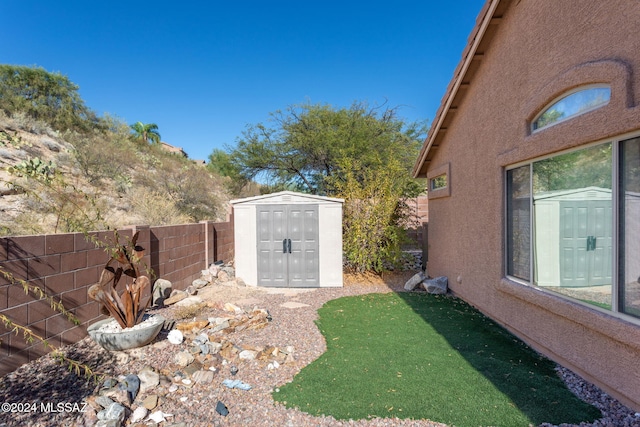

{"left": 230, "top": 190, "right": 344, "bottom": 205}
{"left": 413, "top": 0, "right": 510, "bottom": 178}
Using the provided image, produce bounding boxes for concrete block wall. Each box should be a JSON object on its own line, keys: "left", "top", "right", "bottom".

{"left": 404, "top": 195, "right": 429, "bottom": 248}
{"left": 0, "top": 218, "right": 234, "bottom": 377}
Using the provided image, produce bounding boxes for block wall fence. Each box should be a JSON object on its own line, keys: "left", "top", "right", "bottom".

{"left": 404, "top": 195, "right": 429, "bottom": 248}
{"left": 0, "top": 217, "right": 233, "bottom": 377}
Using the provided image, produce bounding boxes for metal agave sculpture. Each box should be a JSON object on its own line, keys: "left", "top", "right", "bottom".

{"left": 88, "top": 232, "right": 151, "bottom": 329}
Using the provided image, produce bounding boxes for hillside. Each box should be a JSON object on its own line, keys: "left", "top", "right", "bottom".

{"left": 0, "top": 113, "right": 234, "bottom": 237}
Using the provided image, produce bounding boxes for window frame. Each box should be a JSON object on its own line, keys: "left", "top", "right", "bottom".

{"left": 504, "top": 134, "right": 640, "bottom": 324}
{"left": 427, "top": 162, "right": 451, "bottom": 199}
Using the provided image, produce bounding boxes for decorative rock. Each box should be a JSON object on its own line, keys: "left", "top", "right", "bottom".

{"left": 142, "top": 394, "right": 159, "bottom": 410}
{"left": 167, "top": 329, "right": 184, "bottom": 345}
{"left": 138, "top": 367, "right": 160, "bottom": 393}
{"left": 102, "top": 378, "right": 118, "bottom": 389}
{"left": 422, "top": 276, "right": 448, "bottom": 294}
{"left": 221, "top": 266, "right": 235, "bottom": 278}
{"left": 192, "top": 370, "right": 215, "bottom": 385}
{"left": 208, "top": 263, "right": 220, "bottom": 277}
{"left": 222, "top": 379, "right": 251, "bottom": 390}
{"left": 217, "top": 270, "right": 230, "bottom": 282}
{"left": 185, "top": 285, "right": 197, "bottom": 295}
{"left": 175, "top": 319, "right": 209, "bottom": 331}
{"left": 164, "top": 290, "right": 188, "bottom": 305}
{"left": 183, "top": 360, "right": 203, "bottom": 376}
{"left": 239, "top": 350, "right": 257, "bottom": 360}
{"left": 211, "top": 320, "right": 231, "bottom": 332}
{"left": 215, "top": 401, "right": 229, "bottom": 416}
{"left": 223, "top": 303, "right": 243, "bottom": 314}
{"left": 152, "top": 279, "right": 173, "bottom": 306}
{"left": 103, "top": 402, "right": 126, "bottom": 424}
{"left": 404, "top": 271, "right": 427, "bottom": 291}
{"left": 120, "top": 374, "right": 140, "bottom": 403}
{"left": 95, "top": 396, "right": 115, "bottom": 409}
{"left": 192, "top": 278, "right": 209, "bottom": 289}
{"left": 208, "top": 341, "right": 223, "bottom": 354}
{"left": 130, "top": 406, "right": 148, "bottom": 423}
{"left": 168, "top": 384, "right": 178, "bottom": 393}
{"left": 236, "top": 277, "right": 247, "bottom": 287}
{"left": 174, "top": 351, "right": 195, "bottom": 367}
{"left": 146, "top": 411, "right": 172, "bottom": 423}
{"left": 99, "top": 387, "right": 129, "bottom": 406}
{"left": 193, "top": 333, "right": 209, "bottom": 345}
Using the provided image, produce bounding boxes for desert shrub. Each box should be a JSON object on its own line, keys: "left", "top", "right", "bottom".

{"left": 138, "top": 156, "right": 225, "bottom": 222}
{"left": 129, "top": 187, "right": 191, "bottom": 225}
{"left": 173, "top": 302, "right": 207, "bottom": 320}
{"left": 64, "top": 129, "right": 134, "bottom": 188}
{"left": 327, "top": 156, "right": 418, "bottom": 273}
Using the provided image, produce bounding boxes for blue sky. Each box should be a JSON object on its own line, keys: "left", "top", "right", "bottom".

{"left": 1, "top": 1, "right": 485, "bottom": 161}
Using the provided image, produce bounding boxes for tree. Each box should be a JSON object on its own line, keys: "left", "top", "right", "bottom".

{"left": 223, "top": 101, "right": 426, "bottom": 195}
{"left": 219, "top": 101, "right": 427, "bottom": 272}
{"left": 130, "top": 121, "right": 161, "bottom": 144}
{"left": 0, "top": 64, "right": 98, "bottom": 132}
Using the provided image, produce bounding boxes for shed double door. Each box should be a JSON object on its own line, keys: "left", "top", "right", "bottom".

{"left": 257, "top": 204, "right": 319, "bottom": 287}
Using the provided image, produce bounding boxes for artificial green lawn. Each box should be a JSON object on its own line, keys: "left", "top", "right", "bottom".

{"left": 272, "top": 292, "right": 601, "bottom": 427}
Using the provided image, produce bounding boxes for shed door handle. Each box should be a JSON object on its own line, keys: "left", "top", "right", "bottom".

{"left": 287, "top": 238, "right": 292, "bottom": 254}
{"left": 283, "top": 239, "right": 287, "bottom": 254}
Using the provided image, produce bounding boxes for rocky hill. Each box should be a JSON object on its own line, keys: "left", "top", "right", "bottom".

{"left": 0, "top": 113, "right": 234, "bottom": 237}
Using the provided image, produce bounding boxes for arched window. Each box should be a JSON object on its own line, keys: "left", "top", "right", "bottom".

{"left": 532, "top": 85, "right": 611, "bottom": 132}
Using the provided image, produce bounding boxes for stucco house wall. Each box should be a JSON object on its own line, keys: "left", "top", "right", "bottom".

{"left": 413, "top": 0, "right": 640, "bottom": 410}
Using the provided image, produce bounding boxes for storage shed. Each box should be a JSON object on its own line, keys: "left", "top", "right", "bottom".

{"left": 230, "top": 191, "right": 343, "bottom": 288}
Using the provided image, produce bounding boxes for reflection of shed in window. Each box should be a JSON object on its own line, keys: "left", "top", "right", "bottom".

{"left": 532, "top": 85, "right": 611, "bottom": 132}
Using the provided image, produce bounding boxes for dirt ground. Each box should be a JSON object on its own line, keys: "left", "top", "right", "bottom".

{"left": 193, "top": 270, "right": 418, "bottom": 305}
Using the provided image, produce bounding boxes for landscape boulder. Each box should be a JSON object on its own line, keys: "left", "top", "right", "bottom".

{"left": 422, "top": 276, "right": 448, "bottom": 294}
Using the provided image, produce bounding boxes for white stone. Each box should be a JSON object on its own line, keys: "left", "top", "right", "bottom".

{"left": 167, "top": 329, "right": 184, "bottom": 345}
{"left": 239, "top": 350, "right": 257, "bottom": 360}
{"left": 130, "top": 406, "right": 148, "bottom": 423}
{"left": 146, "top": 411, "right": 173, "bottom": 423}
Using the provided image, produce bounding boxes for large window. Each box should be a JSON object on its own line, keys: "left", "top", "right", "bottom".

{"left": 506, "top": 138, "right": 640, "bottom": 319}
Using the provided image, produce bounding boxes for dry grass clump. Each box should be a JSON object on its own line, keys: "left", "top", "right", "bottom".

{"left": 172, "top": 302, "right": 208, "bottom": 320}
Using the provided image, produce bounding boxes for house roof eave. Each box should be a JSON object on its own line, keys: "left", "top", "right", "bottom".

{"left": 412, "top": 0, "right": 506, "bottom": 178}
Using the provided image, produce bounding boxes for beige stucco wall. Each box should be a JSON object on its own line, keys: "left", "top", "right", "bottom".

{"left": 424, "top": 0, "right": 640, "bottom": 410}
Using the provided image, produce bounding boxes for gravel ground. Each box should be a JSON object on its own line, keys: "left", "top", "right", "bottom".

{"left": 0, "top": 272, "right": 638, "bottom": 427}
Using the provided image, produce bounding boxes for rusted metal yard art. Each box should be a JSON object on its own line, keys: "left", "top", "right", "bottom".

{"left": 88, "top": 232, "right": 151, "bottom": 329}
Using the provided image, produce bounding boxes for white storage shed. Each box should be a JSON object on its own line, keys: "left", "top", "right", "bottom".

{"left": 231, "top": 191, "right": 343, "bottom": 288}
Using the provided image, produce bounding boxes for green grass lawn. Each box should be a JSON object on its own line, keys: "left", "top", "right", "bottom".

{"left": 272, "top": 292, "right": 601, "bottom": 427}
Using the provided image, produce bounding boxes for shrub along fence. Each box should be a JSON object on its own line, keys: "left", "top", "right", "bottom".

{"left": 0, "top": 217, "right": 234, "bottom": 377}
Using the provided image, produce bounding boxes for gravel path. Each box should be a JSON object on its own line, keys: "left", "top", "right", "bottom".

{"left": 0, "top": 274, "right": 638, "bottom": 427}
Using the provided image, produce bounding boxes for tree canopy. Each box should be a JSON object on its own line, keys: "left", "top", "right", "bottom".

{"left": 129, "top": 121, "right": 161, "bottom": 144}
{"left": 0, "top": 64, "right": 98, "bottom": 132}
{"left": 213, "top": 101, "right": 426, "bottom": 197}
